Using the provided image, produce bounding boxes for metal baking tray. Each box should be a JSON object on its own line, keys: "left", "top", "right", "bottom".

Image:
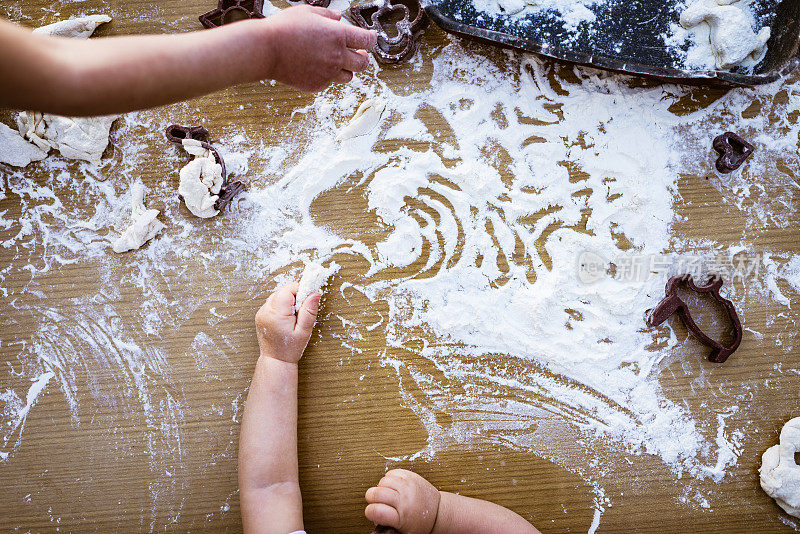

{"left": 425, "top": 0, "right": 800, "bottom": 86}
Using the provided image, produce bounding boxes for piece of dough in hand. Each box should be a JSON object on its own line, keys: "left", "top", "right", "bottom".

{"left": 295, "top": 261, "right": 340, "bottom": 313}
{"left": 760, "top": 417, "right": 800, "bottom": 518}
{"left": 337, "top": 99, "right": 387, "bottom": 141}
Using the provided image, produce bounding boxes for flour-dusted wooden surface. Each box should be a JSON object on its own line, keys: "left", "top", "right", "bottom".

{"left": 1, "top": 0, "right": 799, "bottom": 532}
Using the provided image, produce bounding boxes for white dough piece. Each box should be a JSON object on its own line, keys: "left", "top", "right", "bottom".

{"left": 295, "top": 261, "right": 340, "bottom": 313}
{"left": 337, "top": 99, "right": 387, "bottom": 141}
{"left": 12, "top": 15, "right": 118, "bottom": 166}
{"left": 680, "top": 0, "right": 770, "bottom": 69}
{"left": 42, "top": 115, "right": 117, "bottom": 165}
{"left": 0, "top": 122, "right": 47, "bottom": 167}
{"left": 112, "top": 183, "right": 165, "bottom": 253}
{"left": 32, "top": 14, "right": 111, "bottom": 38}
{"left": 760, "top": 417, "right": 800, "bottom": 518}
{"left": 177, "top": 139, "right": 223, "bottom": 219}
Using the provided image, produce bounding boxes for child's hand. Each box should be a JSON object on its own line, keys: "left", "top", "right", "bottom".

{"left": 259, "top": 5, "right": 377, "bottom": 91}
{"left": 255, "top": 282, "right": 320, "bottom": 363}
{"left": 365, "top": 469, "right": 441, "bottom": 534}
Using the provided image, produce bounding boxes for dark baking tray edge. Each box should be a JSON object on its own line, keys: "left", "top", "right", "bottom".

{"left": 425, "top": 6, "right": 800, "bottom": 87}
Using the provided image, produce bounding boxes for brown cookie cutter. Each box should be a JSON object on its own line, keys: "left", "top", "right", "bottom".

{"left": 647, "top": 274, "right": 742, "bottom": 363}
{"left": 199, "top": 0, "right": 265, "bottom": 29}
{"left": 349, "top": 0, "right": 427, "bottom": 64}
{"left": 712, "top": 132, "right": 754, "bottom": 173}
{"left": 165, "top": 124, "right": 246, "bottom": 211}
{"left": 304, "top": 0, "right": 331, "bottom": 7}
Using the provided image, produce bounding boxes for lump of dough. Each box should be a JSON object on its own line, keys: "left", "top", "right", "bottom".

{"left": 16, "top": 111, "right": 117, "bottom": 165}
{"left": 177, "top": 139, "right": 223, "bottom": 219}
{"left": 41, "top": 115, "right": 117, "bottom": 165}
{"left": 32, "top": 14, "right": 111, "bottom": 38}
{"left": 295, "top": 261, "right": 340, "bottom": 313}
{"left": 112, "top": 183, "right": 165, "bottom": 253}
{"left": 0, "top": 122, "right": 47, "bottom": 167}
{"left": 760, "top": 416, "right": 800, "bottom": 518}
{"left": 337, "top": 98, "right": 387, "bottom": 141}
{"left": 680, "top": 0, "right": 770, "bottom": 69}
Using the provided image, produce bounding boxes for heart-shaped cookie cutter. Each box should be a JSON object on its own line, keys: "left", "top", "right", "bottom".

{"left": 712, "top": 131, "right": 754, "bottom": 173}
{"left": 165, "top": 124, "right": 246, "bottom": 211}
{"left": 349, "top": 0, "right": 427, "bottom": 64}
{"left": 647, "top": 274, "right": 743, "bottom": 363}
{"left": 199, "top": 0, "right": 265, "bottom": 29}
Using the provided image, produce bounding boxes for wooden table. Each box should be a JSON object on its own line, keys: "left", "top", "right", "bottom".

{"left": 1, "top": 0, "right": 799, "bottom": 532}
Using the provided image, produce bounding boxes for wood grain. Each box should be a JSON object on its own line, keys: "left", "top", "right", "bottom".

{"left": 1, "top": 0, "right": 799, "bottom": 532}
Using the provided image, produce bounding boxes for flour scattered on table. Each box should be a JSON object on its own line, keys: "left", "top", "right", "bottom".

{"left": 3, "top": 5, "right": 800, "bottom": 529}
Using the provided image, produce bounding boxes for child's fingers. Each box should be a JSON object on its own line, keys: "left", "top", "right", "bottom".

{"left": 365, "top": 485, "right": 400, "bottom": 507}
{"left": 309, "top": 6, "right": 341, "bottom": 20}
{"left": 377, "top": 474, "right": 404, "bottom": 491}
{"left": 345, "top": 26, "right": 378, "bottom": 50}
{"left": 335, "top": 70, "right": 354, "bottom": 84}
{"left": 385, "top": 468, "right": 414, "bottom": 480}
{"left": 270, "top": 283, "right": 300, "bottom": 316}
{"left": 364, "top": 503, "right": 401, "bottom": 528}
{"left": 295, "top": 293, "right": 320, "bottom": 333}
{"left": 343, "top": 49, "right": 369, "bottom": 72}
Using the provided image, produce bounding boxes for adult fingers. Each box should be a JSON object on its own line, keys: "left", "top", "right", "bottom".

{"left": 364, "top": 503, "right": 401, "bottom": 528}
{"left": 334, "top": 70, "right": 354, "bottom": 84}
{"left": 365, "top": 486, "right": 400, "bottom": 507}
{"left": 345, "top": 26, "right": 378, "bottom": 50}
{"left": 295, "top": 292, "right": 320, "bottom": 334}
{"left": 309, "top": 6, "right": 342, "bottom": 20}
{"left": 343, "top": 49, "right": 370, "bottom": 72}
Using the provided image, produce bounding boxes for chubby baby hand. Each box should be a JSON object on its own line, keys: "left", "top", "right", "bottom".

{"left": 255, "top": 282, "right": 319, "bottom": 363}
{"left": 365, "top": 469, "right": 441, "bottom": 534}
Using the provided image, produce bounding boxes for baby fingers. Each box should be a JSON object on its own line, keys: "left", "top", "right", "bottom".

{"left": 365, "top": 503, "right": 401, "bottom": 528}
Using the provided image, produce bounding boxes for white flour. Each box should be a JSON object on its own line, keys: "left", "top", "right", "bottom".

{"left": 1, "top": 2, "right": 800, "bottom": 530}
{"left": 471, "top": 0, "right": 599, "bottom": 28}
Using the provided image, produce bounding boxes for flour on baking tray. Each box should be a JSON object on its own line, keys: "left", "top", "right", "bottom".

{"left": 2, "top": 9, "right": 800, "bottom": 531}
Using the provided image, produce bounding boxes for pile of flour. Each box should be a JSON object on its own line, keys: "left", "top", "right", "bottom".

{"left": 472, "top": 0, "right": 599, "bottom": 28}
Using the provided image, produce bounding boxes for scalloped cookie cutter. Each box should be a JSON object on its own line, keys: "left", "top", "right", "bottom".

{"left": 199, "top": 0, "right": 265, "bottom": 28}
{"left": 349, "top": 0, "right": 427, "bottom": 64}
{"left": 647, "top": 274, "right": 742, "bottom": 363}
{"left": 164, "top": 124, "right": 245, "bottom": 211}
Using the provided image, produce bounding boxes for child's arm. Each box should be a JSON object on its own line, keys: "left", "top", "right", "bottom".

{"left": 0, "top": 6, "right": 376, "bottom": 116}
{"left": 239, "top": 283, "right": 321, "bottom": 534}
{"left": 365, "top": 469, "right": 541, "bottom": 534}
